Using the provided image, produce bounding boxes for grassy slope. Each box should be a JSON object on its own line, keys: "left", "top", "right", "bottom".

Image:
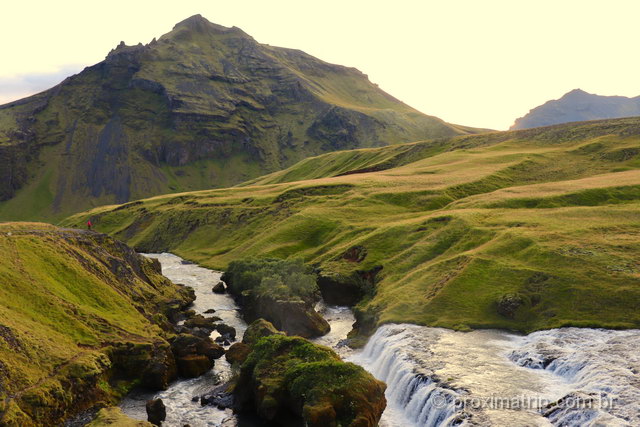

{"left": 0, "top": 223, "right": 188, "bottom": 425}
{"left": 62, "top": 117, "right": 640, "bottom": 333}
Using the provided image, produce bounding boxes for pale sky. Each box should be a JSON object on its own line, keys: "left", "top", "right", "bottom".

{"left": 1, "top": 0, "right": 639, "bottom": 130}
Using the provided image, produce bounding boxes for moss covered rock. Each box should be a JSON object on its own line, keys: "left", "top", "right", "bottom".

{"left": 242, "top": 319, "right": 285, "bottom": 346}
{"left": 87, "top": 407, "right": 153, "bottom": 426}
{"left": 235, "top": 335, "right": 386, "bottom": 426}
{"left": 225, "top": 342, "right": 251, "bottom": 366}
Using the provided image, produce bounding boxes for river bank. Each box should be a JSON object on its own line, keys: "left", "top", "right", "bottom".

{"left": 120, "top": 254, "right": 640, "bottom": 427}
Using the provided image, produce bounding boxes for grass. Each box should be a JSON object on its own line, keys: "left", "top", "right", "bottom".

{"left": 0, "top": 223, "right": 190, "bottom": 426}
{"left": 62, "top": 117, "right": 640, "bottom": 334}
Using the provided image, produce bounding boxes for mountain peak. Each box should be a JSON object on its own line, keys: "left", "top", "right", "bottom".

{"left": 562, "top": 88, "right": 590, "bottom": 99}
{"left": 172, "top": 14, "right": 234, "bottom": 35}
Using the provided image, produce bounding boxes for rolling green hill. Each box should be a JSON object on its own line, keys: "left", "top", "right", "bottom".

{"left": 0, "top": 15, "right": 483, "bottom": 222}
{"left": 0, "top": 223, "right": 192, "bottom": 426}
{"left": 63, "top": 117, "right": 640, "bottom": 335}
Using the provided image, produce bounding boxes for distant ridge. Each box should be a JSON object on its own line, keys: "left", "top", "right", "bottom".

{"left": 511, "top": 89, "right": 640, "bottom": 130}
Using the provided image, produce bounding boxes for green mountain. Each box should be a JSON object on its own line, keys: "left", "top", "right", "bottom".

{"left": 63, "top": 117, "right": 640, "bottom": 335}
{"left": 0, "top": 14, "right": 483, "bottom": 222}
{"left": 0, "top": 223, "right": 193, "bottom": 426}
{"left": 511, "top": 88, "right": 640, "bottom": 129}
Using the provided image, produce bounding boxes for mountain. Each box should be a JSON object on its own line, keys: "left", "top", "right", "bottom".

{"left": 511, "top": 89, "right": 640, "bottom": 129}
{"left": 63, "top": 117, "right": 640, "bottom": 336}
{"left": 0, "top": 15, "right": 484, "bottom": 222}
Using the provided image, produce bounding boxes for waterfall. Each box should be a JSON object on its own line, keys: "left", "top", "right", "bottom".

{"left": 352, "top": 325, "right": 467, "bottom": 427}
{"left": 508, "top": 328, "right": 640, "bottom": 426}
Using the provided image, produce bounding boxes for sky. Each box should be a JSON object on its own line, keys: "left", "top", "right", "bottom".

{"left": 1, "top": 0, "right": 639, "bottom": 130}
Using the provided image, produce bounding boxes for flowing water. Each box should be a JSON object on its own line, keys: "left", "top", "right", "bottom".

{"left": 353, "top": 324, "right": 640, "bottom": 427}
{"left": 120, "top": 253, "right": 249, "bottom": 427}
{"left": 120, "top": 254, "right": 639, "bottom": 427}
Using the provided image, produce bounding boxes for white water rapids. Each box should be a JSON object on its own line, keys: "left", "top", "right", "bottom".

{"left": 119, "top": 254, "right": 639, "bottom": 426}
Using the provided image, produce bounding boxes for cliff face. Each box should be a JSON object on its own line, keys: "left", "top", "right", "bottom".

{"left": 0, "top": 15, "right": 480, "bottom": 221}
{"left": 511, "top": 89, "right": 640, "bottom": 130}
{"left": 0, "top": 223, "right": 193, "bottom": 426}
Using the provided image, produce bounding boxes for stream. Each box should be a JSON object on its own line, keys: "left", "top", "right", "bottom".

{"left": 120, "top": 254, "right": 640, "bottom": 427}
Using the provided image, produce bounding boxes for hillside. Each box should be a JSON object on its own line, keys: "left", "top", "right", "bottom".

{"left": 511, "top": 88, "right": 640, "bottom": 129}
{"left": 63, "top": 117, "right": 640, "bottom": 335}
{"left": 0, "top": 224, "right": 193, "bottom": 426}
{"left": 0, "top": 15, "right": 483, "bottom": 223}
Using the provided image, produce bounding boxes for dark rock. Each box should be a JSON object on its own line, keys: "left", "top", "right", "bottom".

{"left": 214, "top": 336, "right": 230, "bottom": 346}
{"left": 176, "top": 354, "right": 212, "bottom": 378}
{"left": 204, "top": 308, "right": 216, "bottom": 314}
{"left": 214, "top": 323, "right": 236, "bottom": 341}
{"left": 184, "top": 314, "right": 217, "bottom": 330}
{"left": 317, "top": 266, "right": 381, "bottom": 306}
{"left": 497, "top": 294, "right": 524, "bottom": 319}
{"left": 225, "top": 342, "right": 251, "bottom": 365}
{"left": 146, "top": 398, "right": 166, "bottom": 426}
{"left": 171, "top": 333, "right": 223, "bottom": 360}
{"left": 212, "top": 281, "right": 226, "bottom": 293}
{"left": 342, "top": 245, "right": 367, "bottom": 262}
{"left": 200, "top": 384, "right": 234, "bottom": 409}
{"left": 109, "top": 341, "right": 177, "bottom": 391}
{"left": 252, "top": 297, "right": 329, "bottom": 338}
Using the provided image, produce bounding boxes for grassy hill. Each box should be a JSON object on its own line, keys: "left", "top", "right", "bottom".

{"left": 0, "top": 15, "right": 484, "bottom": 223}
{"left": 62, "top": 117, "right": 640, "bottom": 334}
{"left": 0, "top": 223, "right": 192, "bottom": 426}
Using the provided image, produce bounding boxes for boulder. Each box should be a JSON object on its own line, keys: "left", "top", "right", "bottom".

{"left": 214, "top": 323, "right": 237, "bottom": 341}
{"left": 242, "top": 319, "right": 285, "bottom": 346}
{"left": 235, "top": 335, "right": 386, "bottom": 427}
{"left": 212, "top": 281, "right": 226, "bottom": 293}
{"left": 145, "top": 399, "right": 166, "bottom": 426}
{"left": 176, "top": 354, "right": 213, "bottom": 378}
{"left": 225, "top": 342, "right": 251, "bottom": 365}
{"left": 251, "top": 297, "right": 329, "bottom": 338}
{"left": 170, "top": 334, "right": 224, "bottom": 378}
{"left": 200, "top": 384, "right": 234, "bottom": 409}
{"left": 183, "top": 314, "right": 218, "bottom": 330}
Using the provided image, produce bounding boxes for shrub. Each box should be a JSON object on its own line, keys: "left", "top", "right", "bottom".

{"left": 223, "top": 258, "right": 320, "bottom": 303}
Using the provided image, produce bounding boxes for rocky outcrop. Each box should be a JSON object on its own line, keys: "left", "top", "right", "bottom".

{"left": 145, "top": 399, "right": 166, "bottom": 426}
{"left": 242, "top": 319, "right": 285, "bottom": 346}
{"left": 317, "top": 265, "right": 381, "bottom": 307}
{"left": 496, "top": 293, "right": 524, "bottom": 319}
{"left": 222, "top": 259, "right": 330, "bottom": 338}
{"left": 170, "top": 334, "right": 224, "bottom": 378}
{"left": 246, "top": 296, "right": 330, "bottom": 338}
{"left": 234, "top": 334, "right": 386, "bottom": 426}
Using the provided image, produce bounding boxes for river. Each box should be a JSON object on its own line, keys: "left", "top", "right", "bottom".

{"left": 120, "top": 254, "right": 640, "bottom": 427}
